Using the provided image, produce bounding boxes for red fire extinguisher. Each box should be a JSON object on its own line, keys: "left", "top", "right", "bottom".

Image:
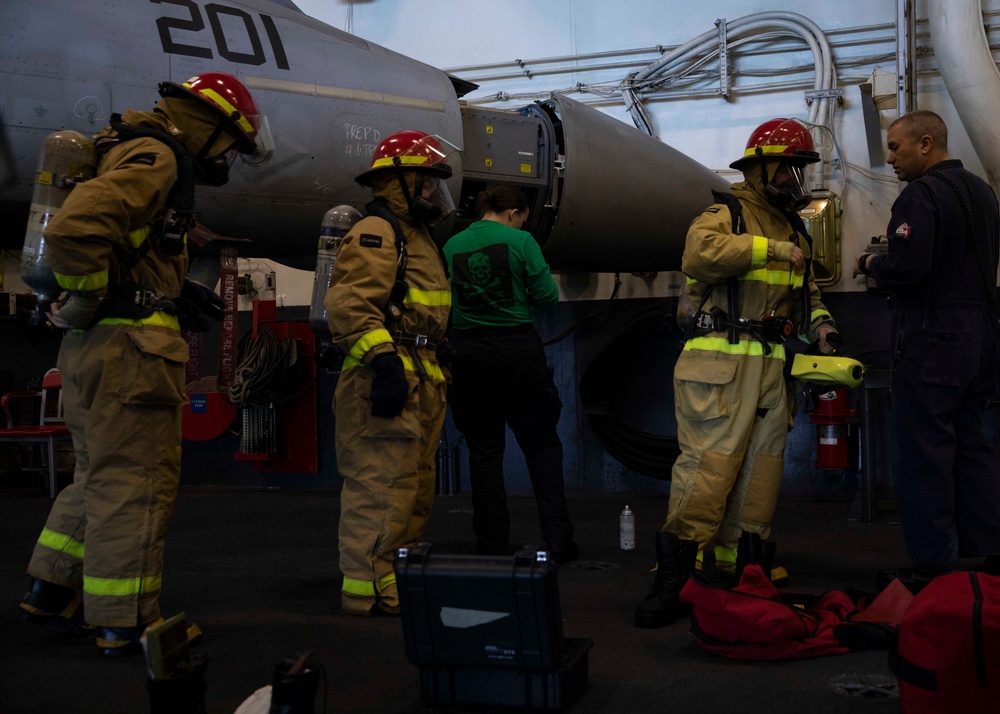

{"left": 809, "top": 388, "right": 858, "bottom": 470}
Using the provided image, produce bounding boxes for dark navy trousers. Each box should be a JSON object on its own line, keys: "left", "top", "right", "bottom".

{"left": 889, "top": 307, "right": 1000, "bottom": 573}
{"left": 450, "top": 326, "right": 574, "bottom": 553}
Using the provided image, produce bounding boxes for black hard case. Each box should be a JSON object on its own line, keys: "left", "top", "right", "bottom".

{"left": 394, "top": 544, "right": 592, "bottom": 710}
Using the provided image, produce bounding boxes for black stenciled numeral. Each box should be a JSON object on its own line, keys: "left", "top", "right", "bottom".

{"left": 151, "top": 0, "right": 290, "bottom": 70}
{"left": 260, "top": 14, "right": 289, "bottom": 70}
{"left": 151, "top": 0, "right": 213, "bottom": 59}
{"left": 206, "top": 4, "right": 264, "bottom": 66}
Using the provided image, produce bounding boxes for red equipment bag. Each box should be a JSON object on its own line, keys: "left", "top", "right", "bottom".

{"left": 890, "top": 570, "right": 1000, "bottom": 713}
{"left": 679, "top": 564, "right": 858, "bottom": 660}
{"left": 680, "top": 565, "right": 913, "bottom": 661}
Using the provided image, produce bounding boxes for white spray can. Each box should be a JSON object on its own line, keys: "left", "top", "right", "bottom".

{"left": 620, "top": 505, "right": 635, "bottom": 550}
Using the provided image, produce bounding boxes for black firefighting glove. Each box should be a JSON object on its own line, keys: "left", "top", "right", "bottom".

{"left": 369, "top": 352, "right": 409, "bottom": 418}
{"left": 174, "top": 279, "right": 226, "bottom": 332}
{"left": 853, "top": 253, "right": 875, "bottom": 279}
{"left": 806, "top": 330, "right": 843, "bottom": 355}
{"left": 436, "top": 336, "right": 455, "bottom": 369}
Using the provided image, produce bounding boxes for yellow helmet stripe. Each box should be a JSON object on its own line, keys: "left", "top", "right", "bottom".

{"left": 192, "top": 86, "right": 255, "bottom": 135}
{"left": 744, "top": 144, "right": 791, "bottom": 157}
{"left": 370, "top": 155, "right": 430, "bottom": 169}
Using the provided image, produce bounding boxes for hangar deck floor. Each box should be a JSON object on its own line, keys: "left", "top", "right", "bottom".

{"left": 0, "top": 487, "right": 911, "bottom": 714}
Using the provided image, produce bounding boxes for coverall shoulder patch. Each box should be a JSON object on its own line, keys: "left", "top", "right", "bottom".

{"left": 123, "top": 153, "right": 158, "bottom": 167}
{"left": 894, "top": 222, "right": 911, "bottom": 239}
{"left": 359, "top": 234, "right": 383, "bottom": 249}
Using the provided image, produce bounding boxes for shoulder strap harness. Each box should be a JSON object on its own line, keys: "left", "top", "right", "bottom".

{"left": 683, "top": 191, "right": 800, "bottom": 354}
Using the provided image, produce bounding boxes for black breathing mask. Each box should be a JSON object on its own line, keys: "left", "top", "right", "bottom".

{"left": 193, "top": 121, "right": 240, "bottom": 187}
{"left": 409, "top": 195, "right": 442, "bottom": 223}
{"left": 398, "top": 172, "right": 454, "bottom": 227}
{"left": 193, "top": 152, "right": 236, "bottom": 187}
{"left": 763, "top": 162, "right": 812, "bottom": 212}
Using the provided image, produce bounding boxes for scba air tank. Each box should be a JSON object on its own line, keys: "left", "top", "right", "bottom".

{"left": 309, "top": 204, "right": 363, "bottom": 351}
{"left": 20, "top": 130, "right": 97, "bottom": 323}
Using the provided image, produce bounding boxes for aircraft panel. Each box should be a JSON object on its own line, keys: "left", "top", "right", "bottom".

{"left": 0, "top": 0, "right": 465, "bottom": 263}
{"left": 2, "top": 74, "right": 112, "bottom": 133}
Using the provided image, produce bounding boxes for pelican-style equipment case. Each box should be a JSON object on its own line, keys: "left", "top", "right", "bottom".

{"left": 393, "top": 543, "right": 593, "bottom": 710}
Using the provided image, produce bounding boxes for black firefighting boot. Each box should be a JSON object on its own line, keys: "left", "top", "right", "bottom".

{"left": 97, "top": 615, "right": 171, "bottom": 657}
{"left": 147, "top": 653, "right": 210, "bottom": 714}
{"left": 269, "top": 651, "right": 322, "bottom": 714}
{"left": 19, "top": 578, "right": 94, "bottom": 637}
{"left": 731, "top": 530, "right": 778, "bottom": 587}
{"left": 97, "top": 623, "right": 149, "bottom": 657}
{"left": 98, "top": 616, "right": 202, "bottom": 657}
{"left": 634, "top": 531, "right": 699, "bottom": 629}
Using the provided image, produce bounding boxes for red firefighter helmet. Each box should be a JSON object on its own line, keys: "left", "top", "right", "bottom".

{"left": 355, "top": 130, "right": 455, "bottom": 187}
{"left": 730, "top": 118, "right": 820, "bottom": 170}
{"left": 158, "top": 72, "right": 269, "bottom": 155}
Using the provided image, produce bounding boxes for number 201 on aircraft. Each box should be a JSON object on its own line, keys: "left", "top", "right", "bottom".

{"left": 151, "top": 0, "right": 290, "bottom": 70}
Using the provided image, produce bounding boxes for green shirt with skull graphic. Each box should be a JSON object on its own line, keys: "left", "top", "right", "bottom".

{"left": 443, "top": 219, "right": 559, "bottom": 330}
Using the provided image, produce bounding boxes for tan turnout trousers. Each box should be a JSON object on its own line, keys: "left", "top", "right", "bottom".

{"left": 27, "top": 325, "right": 186, "bottom": 627}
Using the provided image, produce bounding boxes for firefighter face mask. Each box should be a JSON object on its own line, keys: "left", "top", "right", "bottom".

{"left": 410, "top": 174, "right": 455, "bottom": 225}
{"left": 395, "top": 172, "right": 455, "bottom": 227}
{"left": 157, "top": 96, "right": 242, "bottom": 186}
{"left": 193, "top": 143, "right": 239, "bottom": 186}
{"left": 763, "top": 161, "right": 812, "bottom": 212}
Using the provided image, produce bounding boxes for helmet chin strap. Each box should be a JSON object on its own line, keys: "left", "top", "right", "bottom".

{"left": 192, "top": 121, "right": 237, "bottom": 186}
{"left": 754, "top": 146, "right": 770, "bottom": 194}
{"left": 393, "top": 166, "right": 420, "bottom": 220}
{"left": 393, "top": 165, "right": 440, "bottom": 226}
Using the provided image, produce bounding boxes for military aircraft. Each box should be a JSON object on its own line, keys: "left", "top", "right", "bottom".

{"left": 0, "top": 0, "right": 726, "bottom": 273}
{"left": 0, "top": 0, "right": 748, "bottom": 477}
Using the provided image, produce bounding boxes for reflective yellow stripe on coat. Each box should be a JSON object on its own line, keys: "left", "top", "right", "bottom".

{"left": 683, "top": 336, "right": 787, "bottom": 359}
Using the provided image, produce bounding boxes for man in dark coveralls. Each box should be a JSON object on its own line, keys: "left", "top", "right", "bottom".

{"left": 854, "top": 110, "right": 1000, "bottom": 588}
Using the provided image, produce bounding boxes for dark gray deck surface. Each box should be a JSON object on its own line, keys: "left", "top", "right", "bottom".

{"left": 0, "top": 488, "right": 910, "bottom": 713}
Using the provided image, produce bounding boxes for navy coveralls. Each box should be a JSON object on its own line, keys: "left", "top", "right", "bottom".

{"left": 870, "top": 159, "right": 1000, "bottom": 573}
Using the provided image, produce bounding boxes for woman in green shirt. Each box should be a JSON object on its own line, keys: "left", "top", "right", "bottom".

{"left": 443, "top": 184, "right": 577, "bottom": 563}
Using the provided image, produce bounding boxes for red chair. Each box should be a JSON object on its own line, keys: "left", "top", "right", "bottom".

{"left": 0, "top": 368, "right": 73, "bottom": 498}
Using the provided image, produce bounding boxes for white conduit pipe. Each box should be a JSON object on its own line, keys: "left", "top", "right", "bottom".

{"left": 927, "top": 0, "right": 1000, "bottom": 193}
{"left": 623, "top": 11, "right": 836, "bottom": 135}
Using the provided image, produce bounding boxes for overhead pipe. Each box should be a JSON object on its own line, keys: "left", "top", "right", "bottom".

{"left": 622, "top": 12, "right": 836, "bottom": 136}
{"left": 927, "top": 0, "right": 1000, "bottom": 194}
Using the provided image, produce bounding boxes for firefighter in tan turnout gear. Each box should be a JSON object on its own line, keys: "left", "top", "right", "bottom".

{"left": 18, "top": 72, "right": 273, "bottom": 654}
{"left": 635, "top": 118, "right": 840, "bottom": 628}
{"left": 326, "top": 130, "right": 460, "bottom": 616}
